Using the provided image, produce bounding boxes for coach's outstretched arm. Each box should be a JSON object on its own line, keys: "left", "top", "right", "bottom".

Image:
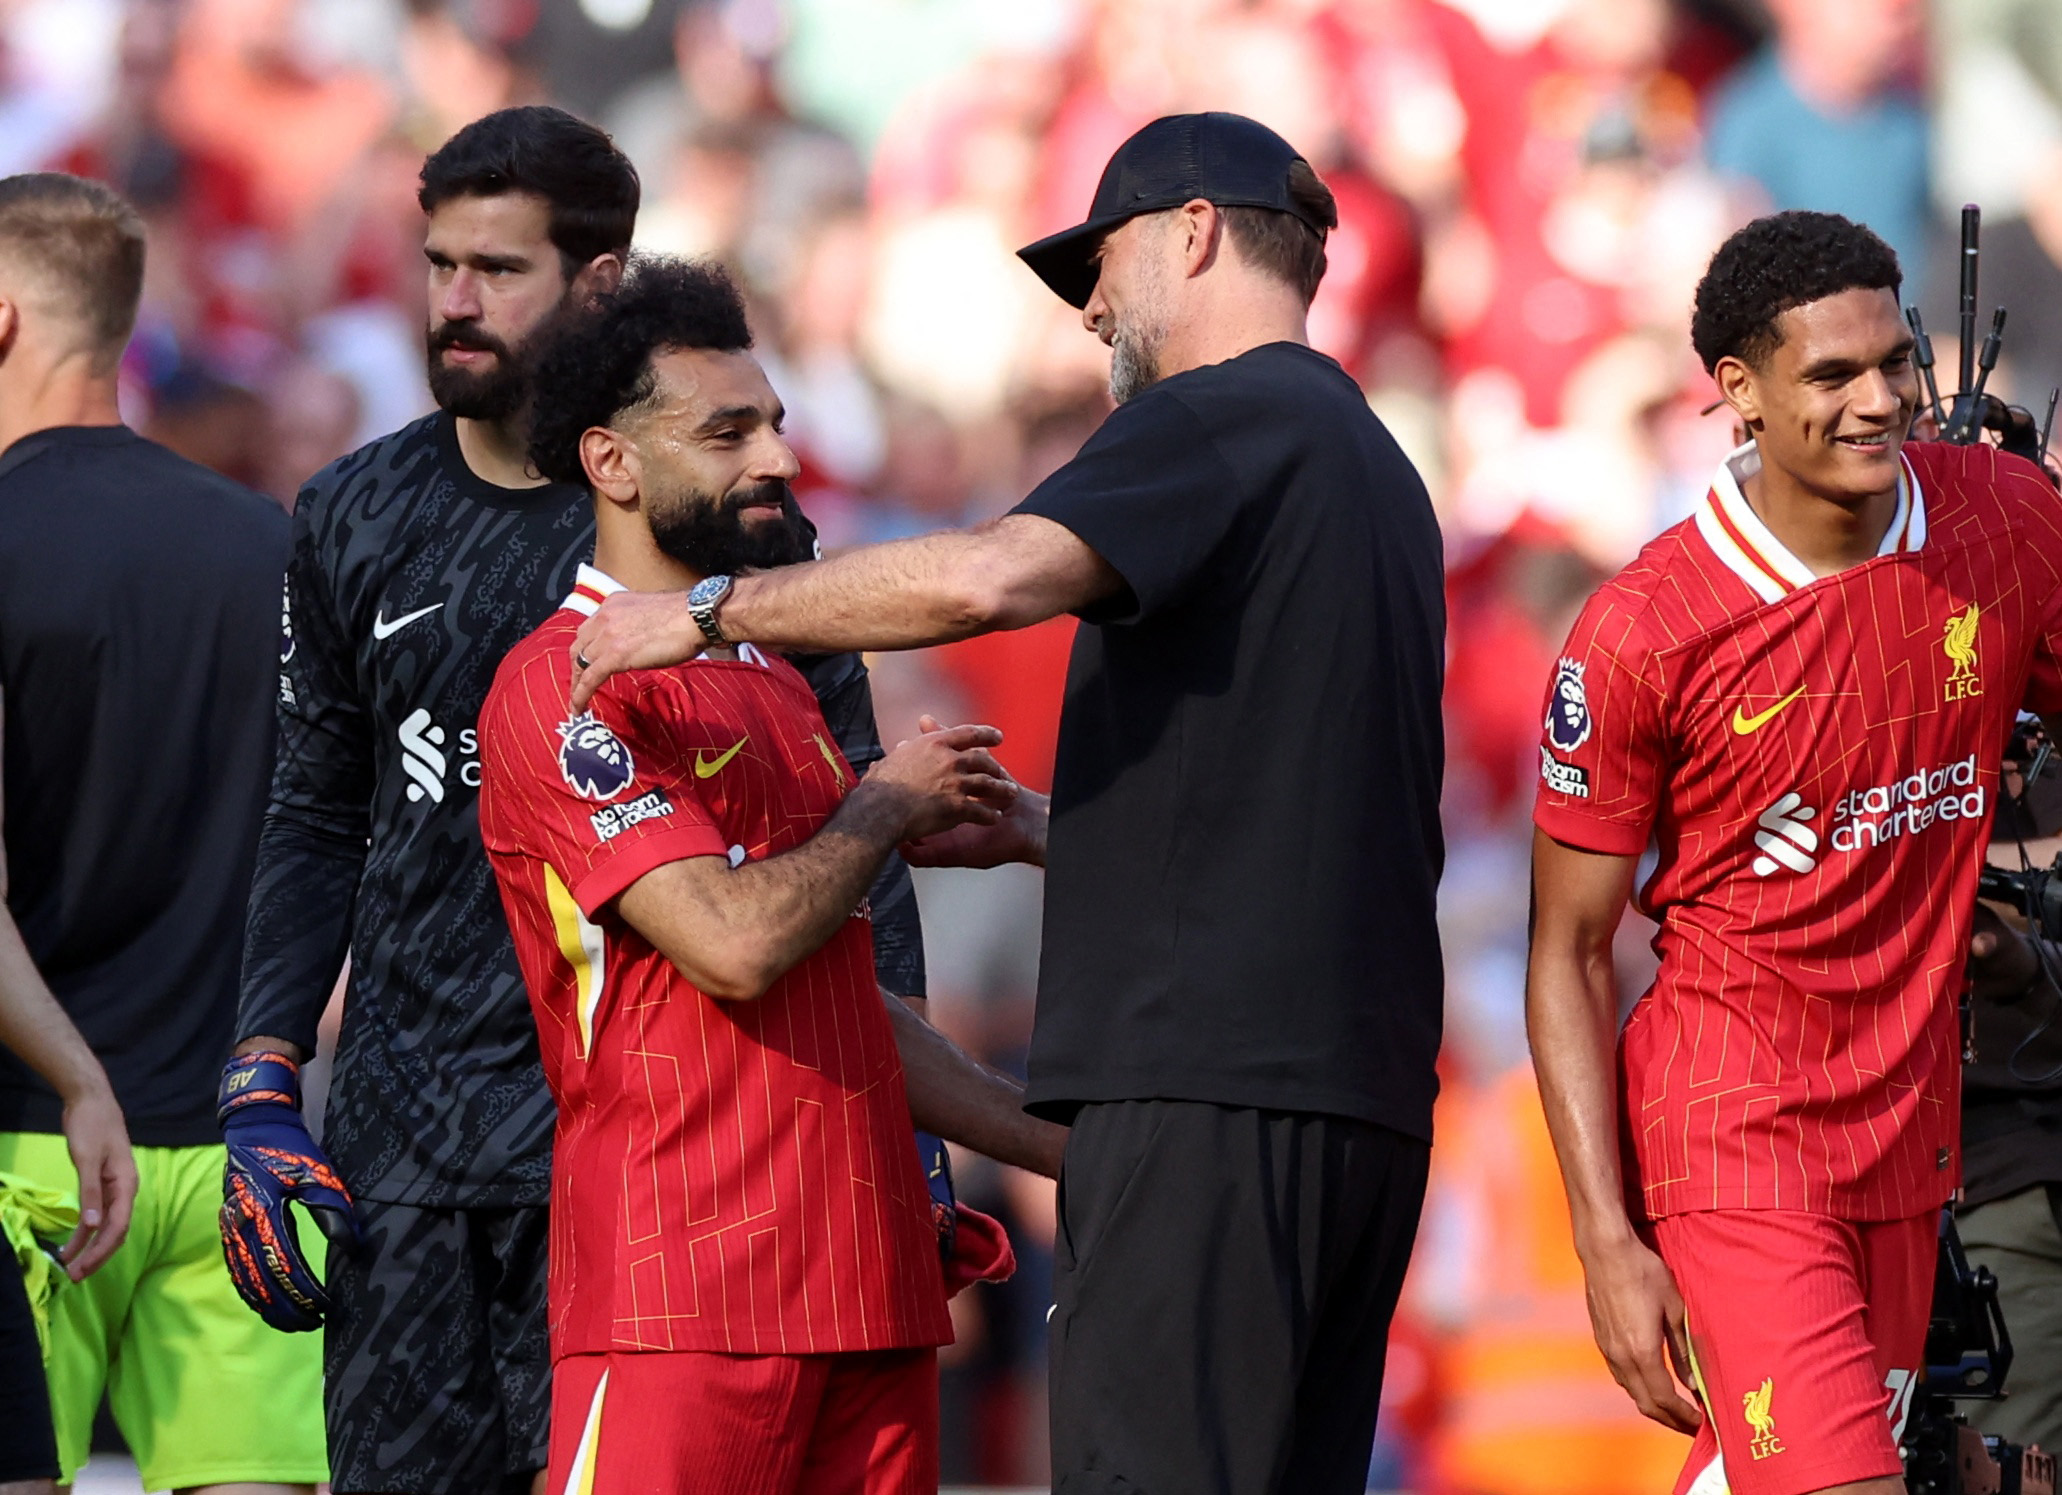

{"left": 617, "top": 723, "right": 1012, "bottom": 1001}
{"left": 1527, "top": 830, "right": 1702, "bottom": 1435}
{"left": 569, "top": 514, "right": 1121, "bottom": 713}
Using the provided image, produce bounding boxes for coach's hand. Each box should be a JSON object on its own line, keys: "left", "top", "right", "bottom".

{"left": 569, "top": 591, "right": 705, "bottom": 713}
{"left": 899, "top": 715, "right": 1047, "bottom": 869}
{"left": 868, "top": 722, "right": 1015, "bottom": 842}
{"left": 217, "top": 1051, "right": 364, "bottom": 1333}
{"left": 1580, "top": 1233, "right": 1703, "bottom": 1433}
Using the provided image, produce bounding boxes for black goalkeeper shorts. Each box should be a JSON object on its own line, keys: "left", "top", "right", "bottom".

{"left": 0, "top": 1248, "right": 59, "bottom": 1484}
{"left": 1048, "top": 1099, "right": 1429, "bottom": 1495}
{"left": 323, "top": 1199, "right": 550, "bottom": 1495}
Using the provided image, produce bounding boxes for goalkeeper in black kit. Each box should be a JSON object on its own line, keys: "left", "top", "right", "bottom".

{"left": 216, "top": 107, "right": 971, "bottom": 1495}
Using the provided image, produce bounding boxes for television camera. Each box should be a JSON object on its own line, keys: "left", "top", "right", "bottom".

{"left": 1900, "top": 206, "right": 2061, "bottom": 1495}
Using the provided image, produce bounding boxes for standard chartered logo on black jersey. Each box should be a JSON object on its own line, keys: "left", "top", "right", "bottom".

{"left": 398, "top": 708, "right": 481, "bottom": 803}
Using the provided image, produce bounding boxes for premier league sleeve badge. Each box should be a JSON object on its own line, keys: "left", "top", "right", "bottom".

{"left": 1546, "top": 657, "right": 1593, "bottom": 754}
{"left": 558, "top": 713, "right": 637, "bottom": 802}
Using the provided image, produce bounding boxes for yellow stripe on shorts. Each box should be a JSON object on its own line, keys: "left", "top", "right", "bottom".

{"left": 563, "top": 1367, "right": 609, "bottom": 1495}
{"left": 1682, "top": 1317, "right": 1731, "bottom": 1495}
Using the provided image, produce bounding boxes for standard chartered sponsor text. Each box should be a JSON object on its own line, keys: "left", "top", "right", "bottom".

{"left": 1827, "top": 754, "right": 1985, "bottom": 853}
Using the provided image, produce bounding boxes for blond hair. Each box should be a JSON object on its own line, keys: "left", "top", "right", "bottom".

{"left": 0, "top": 173, "right": 146, "bottom": 370}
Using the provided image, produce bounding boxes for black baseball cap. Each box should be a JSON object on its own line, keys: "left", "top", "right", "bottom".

{"left": 1016, "top": 112, "right": 1328, "bottom": 309}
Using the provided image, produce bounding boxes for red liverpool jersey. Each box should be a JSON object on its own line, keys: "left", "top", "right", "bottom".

{"left": 478, "top": 565, "right": 951, "bottom": 1357}
{"left": 1535, "top": 442, "right": 2062, "bottom": 1220}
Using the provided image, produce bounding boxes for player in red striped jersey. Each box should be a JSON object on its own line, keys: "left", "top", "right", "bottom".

{"left": 477, "top": 259, "right": 1064, "bottom": 1493}
{"left": 1528, "top": 211, "right": 2062, "bottom": 1495}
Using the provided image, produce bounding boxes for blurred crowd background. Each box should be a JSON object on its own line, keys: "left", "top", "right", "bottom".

{"left": 12, "top": 0, "right": 2062, "bottom": 1487}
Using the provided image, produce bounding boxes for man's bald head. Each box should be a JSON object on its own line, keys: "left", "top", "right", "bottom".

{"left": 0, "top": 174, "right": 146, "bottom": 373}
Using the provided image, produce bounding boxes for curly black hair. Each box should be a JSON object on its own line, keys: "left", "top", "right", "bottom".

{"left": 1690, "top": 211, "right": 1902, "bottom": 373}
{"left": 527, "top": 256, "right": 754, "bottom": 489}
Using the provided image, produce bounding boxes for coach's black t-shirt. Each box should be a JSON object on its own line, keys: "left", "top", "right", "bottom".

{"left": 1012, "top": 342, "right": 1445, "bottom": 1139}
{"left": 0, "top": 426, "right": 286, "bottom": 1144}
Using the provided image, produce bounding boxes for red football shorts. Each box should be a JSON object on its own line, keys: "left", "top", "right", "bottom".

{"left": 546, "top": 1346, "right": 938, "bottom": 1495}
{"left": 1650, "top": 1209, "right": 1934, "bottom": 1495}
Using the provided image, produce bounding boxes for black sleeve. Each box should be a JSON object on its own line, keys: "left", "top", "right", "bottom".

{"left": 1010, "top": 387, "right": 1243, "bottom": 626}
{"left": 235, "top": 488, "right": 372, "bottom": 1053}
{"left": 791, "top": 649, "right": 927, "bottom": 999}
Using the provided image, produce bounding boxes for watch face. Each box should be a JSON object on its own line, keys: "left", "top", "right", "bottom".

{"left": 689, "top": 576, "right": 729, "bottom": 606}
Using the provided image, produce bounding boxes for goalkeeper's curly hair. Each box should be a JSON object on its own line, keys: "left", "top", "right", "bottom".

{"left": 1690, "top": 211, "right": 1902, "bottom": 374}
{"left": 528, "top": 255, "right": 753, "bottom": 489}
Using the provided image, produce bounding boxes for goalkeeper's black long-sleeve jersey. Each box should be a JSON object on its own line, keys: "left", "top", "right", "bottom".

{"left": 237, "top": 410, "right": 924, "bottom": 1208}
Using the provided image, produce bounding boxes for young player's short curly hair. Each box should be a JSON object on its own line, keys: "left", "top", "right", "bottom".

{"left": 1690, "top": 211, "right": 1902, "bottom": 374}
{"left": 528, "top": 256, "right": 753, "bottom": 489}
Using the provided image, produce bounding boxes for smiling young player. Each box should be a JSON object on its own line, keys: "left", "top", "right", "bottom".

{"left": 1528, "top": 211, "right": 2062, "bottom": 1495}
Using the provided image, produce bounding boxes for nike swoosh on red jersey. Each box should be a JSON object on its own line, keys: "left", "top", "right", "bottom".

{"left": 1730, "top": 686, "right": 1807, "bottom": 735}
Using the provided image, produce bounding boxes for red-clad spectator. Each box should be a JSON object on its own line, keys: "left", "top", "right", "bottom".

{"left": 1422, "top": 0, "right": 1703, "bottom": 424}
{"left": 157, "top": 0, "right": 393, "bottom": 238}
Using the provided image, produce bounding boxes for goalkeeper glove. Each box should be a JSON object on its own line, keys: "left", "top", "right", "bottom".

{"left": 217, "top": 1051, "right": 362, "bottom": 1332}
{"left": 912, "top": 1131, "right": 1015, "bottom": 1298}
{"left": 916, "top": 1128, "right": 956, "bottom": 1263}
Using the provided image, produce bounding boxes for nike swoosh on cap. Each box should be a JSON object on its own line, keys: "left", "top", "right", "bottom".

{"left": 1731, "top": 685, "right": 1807, "bottom": 735}
{"left": 373, "top": 603, "right": 444, "bottom": 640}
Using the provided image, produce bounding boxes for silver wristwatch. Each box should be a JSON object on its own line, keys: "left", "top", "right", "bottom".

{"left": 686, "top": 574, "right": 733, "bottom": 645}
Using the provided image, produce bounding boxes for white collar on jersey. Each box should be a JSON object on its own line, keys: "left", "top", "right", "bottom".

{"left": 1692, "top": 440, "right": 1927, "bottom": 604}
{"left": 562, "top": 562, "right": 623, "bottom": 617}
{"left": 560, "top": 562, "right": 771, "bottom": 666}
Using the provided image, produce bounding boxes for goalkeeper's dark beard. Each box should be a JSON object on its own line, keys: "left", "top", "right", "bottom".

{"left": 425, "top": 315, "right": 545, "bottom": 422}
{"left": 647, "top": 478, "right": 814, "bottom": 577}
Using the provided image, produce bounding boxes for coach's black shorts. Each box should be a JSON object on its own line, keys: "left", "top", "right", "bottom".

{"left": 324, "top": 1199, "right": 550, "bottom": 1495}
{"left": 0, "top": 1248, "right": 58, "bottom": 1484}
{"left": 1049, "top": 1100, "right": 1430, "bottom": 1495}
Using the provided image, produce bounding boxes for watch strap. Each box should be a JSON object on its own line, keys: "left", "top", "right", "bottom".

{"left": 688, "top": 577, "right": 731, "bottom": 645}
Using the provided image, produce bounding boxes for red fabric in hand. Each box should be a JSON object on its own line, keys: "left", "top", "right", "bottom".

{"left": 943, "top": 1204, "right": 1016, "bottom": 1298}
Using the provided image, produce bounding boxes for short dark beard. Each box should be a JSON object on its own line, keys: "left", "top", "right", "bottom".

{"left": 648, "top": 478, "right": 814, "bottom": 576}
{"left": 425, "top": 318, "right": 533, "bottom": 422}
